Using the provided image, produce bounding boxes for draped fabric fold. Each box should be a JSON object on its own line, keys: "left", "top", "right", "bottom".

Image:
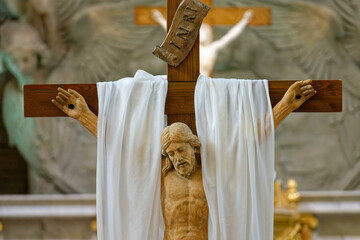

{"left": 96, "top": 70, "right": 167, "bottom": 240}
{"left": 195, "top": 75, "right": 275, "bottom": 240}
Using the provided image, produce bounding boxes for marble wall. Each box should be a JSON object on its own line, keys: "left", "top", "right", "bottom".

{"left": 298, "top": 191, "right": 360, "bottom": 240}
{"left": 0, "top": 195, "right": 96, "bottom": 239}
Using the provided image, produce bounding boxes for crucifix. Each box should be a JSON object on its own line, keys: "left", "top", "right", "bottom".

{"left": 23, "top": 0, "right": 341, "bottom": 134}
{"left": 134, "top": 0, "right": 271, "bottom": 26}
{"left": 23, "top": 0, "right": 342, "bottom": 238}
{"left": 135, "top": 0, "right": 271, "bottom": 77}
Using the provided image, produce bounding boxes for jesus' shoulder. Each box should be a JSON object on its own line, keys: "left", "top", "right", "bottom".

{"left": 161, "top": 168, "right": 209, "bottom": 240}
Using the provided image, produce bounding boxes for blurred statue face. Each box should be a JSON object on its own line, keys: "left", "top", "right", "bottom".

{"left": 166, "top": 142, "right": 197, "bottom": 177}
{"left": 0, "top": 21, "right": 48, "bottom": 78}
{"left": 8, "top": 49, "right": 38, "bottom": 76}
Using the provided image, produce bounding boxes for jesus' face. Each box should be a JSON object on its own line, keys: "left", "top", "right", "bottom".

{"left": 165, "top": 142, "right": 197, "bottom": 177}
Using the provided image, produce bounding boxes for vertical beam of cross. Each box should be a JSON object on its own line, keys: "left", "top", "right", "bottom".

{"left": 135, "top": 0, "right": 271, "bottom": 133}
{"left": 166, "top": 0, "right": 199, "bottom": 133}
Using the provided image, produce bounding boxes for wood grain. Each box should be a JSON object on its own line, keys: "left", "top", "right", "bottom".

{"left": 24, "top": 84, "right": 98, "bottom": 117}
{"left": 166, "top": 0, "right": 199, "bottom": 134}
{"left": 23, "top": 80, "right": 342, "bottom": 118}
{"left": 166, "top": 0, "right": 200, "bottom": 83}
{"left": 205, "top": 7, "right": 271, "bottom": 26}
{"left": 134, "top": 7, "right": 167, "bottom": 25}
{"left": 167, "top": 114, "right": 197, "bottom": 135}
{"left": 133, "top": 0, "right": 270, "bottom": 133}
{"left": 134, "top": 6, "right": 271, "bottom": 26}
{"left": 268, "top": 80, "right": 342, "bottom": 112}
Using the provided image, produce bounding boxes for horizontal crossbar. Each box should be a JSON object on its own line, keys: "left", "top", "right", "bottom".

{"left": 24, "top": 80, "right": 342, "bottom": 118}
{"left": 134, "top": 6, "right": 271, "bottom": 26}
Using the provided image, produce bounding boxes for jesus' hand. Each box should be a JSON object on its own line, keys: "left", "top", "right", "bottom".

{"left": 273, "top": 79, "right": 317, "bottom": 130}
{"left": 51, "top": 88, "right": 90, "bottom": 120}
{"left": 282, "top": 79, "right": 317, "bottom": 112}
{"left": 52, "top": 88, "right": 98, "bottom": 137}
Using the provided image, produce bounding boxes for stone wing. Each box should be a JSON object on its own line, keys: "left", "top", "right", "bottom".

{"left": 30, "top": 1, "right": 159, "bottom": 192}
{"left": 239, "top": 0, "right": 347, "bottom": 79}
{"left": 48, "top": 1, "right": 156, "bottom": 84}
{"left": 331, "top": 0, "right": 360, "bottom": 65}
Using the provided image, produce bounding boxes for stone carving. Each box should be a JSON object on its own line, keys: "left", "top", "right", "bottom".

{"left": 0, "top": 0, "right": 163, "bottom": 193}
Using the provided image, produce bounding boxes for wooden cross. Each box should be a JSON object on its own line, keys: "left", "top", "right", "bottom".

{"left": 134, "top": 0, "right": 271, "bottom": 27}
{"left": 23, "top": 0, "right": 342, "bottom": 135}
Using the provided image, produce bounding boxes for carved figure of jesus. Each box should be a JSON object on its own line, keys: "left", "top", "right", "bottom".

{"left": 52, "top": 79, "right": 316, "bottom": 239}
{"left": 160, "top": 122, "right": 208, "bottom": 239}
{"left": 152, "top": 9, "right": 254, "bottom": 76}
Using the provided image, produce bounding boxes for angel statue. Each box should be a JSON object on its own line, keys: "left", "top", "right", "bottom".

{"left": 151, "top": 9, "right": 253, "bottom": 76}
{"left": 0, "top": 0, "right": 161, "bottom": 193}
{"left": 228, "top": 0, "right": 360, "bottom": 190}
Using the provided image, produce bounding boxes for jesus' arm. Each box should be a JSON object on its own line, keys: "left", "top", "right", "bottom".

{"left": 211, "top": 10, "right": 253, "bottom": 52}
{"left": 151, "top": 10, "right": 167, "bottom": 30}
{"left": 272, "top": 79, "right": 316, "bottom": 130}
{"left": 51, "top": 79, "right": 316, "bottom": 136}
{"left": 51, "top": 88, "right": 98, "bottom": 137}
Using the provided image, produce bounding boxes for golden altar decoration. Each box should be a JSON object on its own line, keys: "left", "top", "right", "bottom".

{"left": 274, "top": 179, "right": 318, "bottom": 240}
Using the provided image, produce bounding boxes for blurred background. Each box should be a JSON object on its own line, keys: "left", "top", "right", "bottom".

{"left": 0, "top": 0, "right": 359, "bottom": 239}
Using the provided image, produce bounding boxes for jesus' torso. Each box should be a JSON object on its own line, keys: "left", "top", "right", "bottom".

{"left": 161, "top": 167, "right": 209, "bottom": 240}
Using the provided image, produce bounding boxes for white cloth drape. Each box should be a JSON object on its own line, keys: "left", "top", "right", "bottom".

{"left": 96, "top": 71, "right": 274, "bottom": 240}
{"left": 195, "top": 75, "right": 275, "bottom": 240}
{"left": 96, "top": 70, "right": 167, "bottom": 240}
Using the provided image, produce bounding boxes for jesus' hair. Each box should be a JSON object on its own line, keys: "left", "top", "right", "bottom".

{"left": 160, "top": 122, "right": 201, "bottom": 175}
